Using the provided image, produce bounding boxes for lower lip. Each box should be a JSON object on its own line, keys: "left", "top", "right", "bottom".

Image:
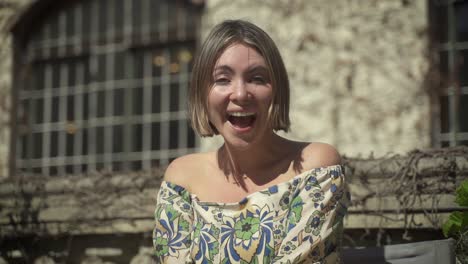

{"left": 228, "top": 121, "right": 254, "bottom": 133}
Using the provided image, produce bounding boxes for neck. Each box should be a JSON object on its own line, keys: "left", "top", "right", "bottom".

{"left": 217, "top": 132, "right": 288, "bottom": 180}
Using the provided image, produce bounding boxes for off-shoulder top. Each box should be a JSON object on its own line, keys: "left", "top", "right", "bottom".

{"left": 153, "top": 164, "right": 350, "bottom": 263}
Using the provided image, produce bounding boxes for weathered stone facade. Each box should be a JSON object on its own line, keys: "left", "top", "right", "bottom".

{"left": 199, "top": 0, "right": 432, "bottom": 157}
{"left": 0, "top": 0, "right": 32, "bottom": 179}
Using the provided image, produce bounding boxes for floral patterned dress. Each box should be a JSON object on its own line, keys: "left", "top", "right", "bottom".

{"left": 153, "top": 164, "right": 350, "bottom": 264}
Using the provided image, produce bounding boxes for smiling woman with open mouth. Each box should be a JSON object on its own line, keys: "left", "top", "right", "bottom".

{"left": 153, "top": 20, "right": 350, "bottom": 264}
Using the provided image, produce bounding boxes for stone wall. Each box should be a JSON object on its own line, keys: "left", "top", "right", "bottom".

{"left": 0, "top": 0, "right": 32, "bottom": 179}
{"left": 199, "top": 0, "right": 432, "bottom": 157}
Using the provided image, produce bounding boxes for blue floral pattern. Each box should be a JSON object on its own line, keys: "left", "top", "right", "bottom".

{"left": 153, "top": 165, "right": 349, "bottom": 263}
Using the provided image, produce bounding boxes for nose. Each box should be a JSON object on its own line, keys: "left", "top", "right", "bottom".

{"left": 230, "top": 80, "right": 250, "bottom": 103}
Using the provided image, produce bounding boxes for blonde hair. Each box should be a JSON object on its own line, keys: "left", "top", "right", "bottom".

{"left": 189, "top": 20, "right": 290, "bottom": 136}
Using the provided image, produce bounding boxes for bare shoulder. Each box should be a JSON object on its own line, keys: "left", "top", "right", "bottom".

{"left": 300, "top": 142, "right": 342, "bottom": 170}
{"left": 164, "top": 152, "right": 210, "bottom": 191}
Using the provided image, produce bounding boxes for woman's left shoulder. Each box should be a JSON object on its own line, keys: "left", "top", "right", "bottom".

{"left": 299, "top": 142, "right": 342, "bottom": 170}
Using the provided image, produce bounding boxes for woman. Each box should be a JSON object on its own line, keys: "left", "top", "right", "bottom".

{"left": 153, "top": 20, "right": 349, "bottom": 263}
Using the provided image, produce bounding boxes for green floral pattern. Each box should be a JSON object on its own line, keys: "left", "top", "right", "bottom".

{"left": 153, "top": 165, "right": 350, "bottom": 263}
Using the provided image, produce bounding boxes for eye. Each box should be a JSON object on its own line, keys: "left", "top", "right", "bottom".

{"left": 214, "top": 77, "right": 230, "bottom": 85}
{"left": 250, "top": 75, "right": 267, "bottom": 84}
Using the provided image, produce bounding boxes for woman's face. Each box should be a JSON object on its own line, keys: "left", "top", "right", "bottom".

{"left": 208, "top": 43, "right": 273, "bottom": 149}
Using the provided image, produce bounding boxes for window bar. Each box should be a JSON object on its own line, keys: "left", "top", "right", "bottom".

{"left": 73, "top": 3, "right": 84, "bottom": 174}
{"left": 73, "top": 62, "right": 85, "bottom": 174}
{"left": 159, "top": 0, "right": 168, "bottom": 42}
{"left": 177, "top": 2, "right": 186, "bottom": 41}
{"left": 57, "top": 10, "right": 68, "bottom": 175}
{"left": 159, "top": 49, "right": 171, "bottom": 166}
{"left": 57, "top": 64, "right": 68, "bottom": 175}
{"left": 87, "top": 0, "right": 100, "bottom": 171}
{"left": 41, "top": 64, "right": 52, "bottom": 176}
{"left": 24, "top": 97, "right": 35, "bottom": 173}
{"left": 447, "top": 2, "right": 458, "bottom": 146}
{"left": 104, "top": 2, "right": 116, "bottom": 171}
{"left": 39, "top": 20, "right": 52, "bottom": 176}
{"left": 141, "top": 0, "right": 151, "bottom": 44}
{"left": 178, "top": 52, "right": 188, "bottom": 154}
{"left": 142, "top": 51, "right": 153, "bottom": 170}
{"left": 122, "top": 0, "right": 134, "bottom": 170}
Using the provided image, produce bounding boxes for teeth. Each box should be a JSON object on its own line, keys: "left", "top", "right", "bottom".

{"left": 229, "top": 112, "right": 255, "bottom": 117}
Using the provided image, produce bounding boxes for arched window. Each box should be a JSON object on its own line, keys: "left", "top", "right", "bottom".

{"left": 12, "top": 0, "right": 202, "bottom": 176}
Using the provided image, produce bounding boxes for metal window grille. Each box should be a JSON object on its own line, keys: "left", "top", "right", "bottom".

{"left": 14, "top": 0, "right": 200, "bottom": 176}
{"left": 431, "top": 0, "right": 468, "bottom": 147}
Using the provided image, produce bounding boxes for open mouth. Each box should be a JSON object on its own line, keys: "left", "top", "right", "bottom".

{"left": 227, "top": 112, "right": 256, "bottom": 129}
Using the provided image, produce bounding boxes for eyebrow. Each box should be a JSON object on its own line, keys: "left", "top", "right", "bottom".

{"left": 213, "top": 65, "right": 234, "bottom": 75}
{"left": 213, "top": 64, "right": 269, "bottom": 75}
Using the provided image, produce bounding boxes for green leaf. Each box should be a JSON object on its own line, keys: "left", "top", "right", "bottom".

{"left": 455, "top": 180, "right": 468, "bottom": 207}
{"left": 290, "top": 196, "right": 304, "bottom": 224}
{"left": 443, "top": 211, "right": 468, "bottom": 237}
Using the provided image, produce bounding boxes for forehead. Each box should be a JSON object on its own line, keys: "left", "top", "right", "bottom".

{"left": 215, "top": 43, "right": 266, "bottom": 69}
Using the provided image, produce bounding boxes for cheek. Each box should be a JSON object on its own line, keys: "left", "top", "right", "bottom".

{"left": 207, "top": 92, "right": 226, "bottom": 120}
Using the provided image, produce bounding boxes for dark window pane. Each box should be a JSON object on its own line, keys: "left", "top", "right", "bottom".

{"left": 434, "top": 5, "right": 449, "bottom": 43}
{"left": 66, "top": 165, "right": 73, "bottom": 174}
{"left": 98, "top": 0, "right": 108, "bottom": 37}
{"left": 459, "top": 95, "right": 468, "bottom": 132}
{"left": 169, "top": 121, "right": 178, "bottom": 149}
{"left": 151, "top": 122, "right": 160, "bottom": 150}
{"left": 50, "top": 131, "right": 58, "bottom": 157}
{"left": 152, "top": 85, "right": 161, "bottom": 113}
{"left": 131, "top": 161, "right": 142, "bottom": 171}
{"left": 21, "top": 135, "right": 28, "bottom": 159}
{"left": 459, "top": 140, "right": 468, "bottom": 146}
{"left": 66, "top": 133, "right": 74, "bottom": 156}
{"left": 187, "top": 126, "right": 196, "bottom": 148}
{"left": 50, "top": 166, "right": 58, "bottom": 176}
{"left": 67, "top": 95, "right": 74, "bottom": 120}
{"left": 31, "top": 133, "right": 42, "bottom": 159}
{"left": 115, "top": 52, "right": 125, "bottom": 80}
{"left": 132, "top": 124, "right": 143, "bottom": 152}
{"left": 66, "top": 8, "right": 75, "bottom": 39}
{"left": 52, "top": 96, "right": 60, "bottom": 122}
{"left": 83, "top": 93, "right": 89, "bottom": 120}
{"left": 455, "top": 1, "right": 468, "bottom": 42}
{"left": 114, "top": 88, "right": 125, "bottom": 116}
{"left": 132, "top": 51, "right": 144, "bottom": 79}
{"left": 97, "top": 54, "right": 106, "bottom": 81}
{"left": 97, "top": 127, "right": 104, "bottom": 154}
{"left": 132, "top": 0, "right": 143, "bottom": 35}
{"left": 35, "top": 98, "right": 44, "bottom": 124}
{"left": 440, "top": 95, "right": 450, "bottom": 133}
{"left": 82, "top": 130, "right": 88, "bottom": 155}
{"left": 97, "top": 91, "right": 106, "bottom": 117}
{"left": 170, "top": 83, "right": 179, "bottom": 112}
{"left": 457, "top": 49, "right": 468, "bottom": 86}
{"left": 52, "top": 64, "right": 61, "bottom": 88}
{"left": 113, "top": 125, "right": 123, "bottom": 153}
{"left": 32, "top": 64, "right": 45, "bottom": 90}
{"left": 441, "top": 141, "right": 450, "bottom": 147}
{"left": 133, "top": 87, "right": 143, "bottom": 115}
{"left": 113, "top": 162, "right": 122, "bottom": 171}
{"left": 439, "top": 51, "right": 450, "bottom": 86}
{"left": 82, "top": 0, "right": 91, "bottom": 41}
{"left": 115, "top": 0, "right": 124, "bottom": 41}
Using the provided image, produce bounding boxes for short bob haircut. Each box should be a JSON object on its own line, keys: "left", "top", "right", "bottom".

{"left": 189, "top": 19, "right": 290, "bottom": 137}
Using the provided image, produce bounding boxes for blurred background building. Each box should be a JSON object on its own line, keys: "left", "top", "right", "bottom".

{"left": 0, "top": 0, "right": 466, "bottom": 263}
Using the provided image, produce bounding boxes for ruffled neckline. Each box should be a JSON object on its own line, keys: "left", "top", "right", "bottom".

{"left": 161, "top": 164, "right": 343, "bottom": 207}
